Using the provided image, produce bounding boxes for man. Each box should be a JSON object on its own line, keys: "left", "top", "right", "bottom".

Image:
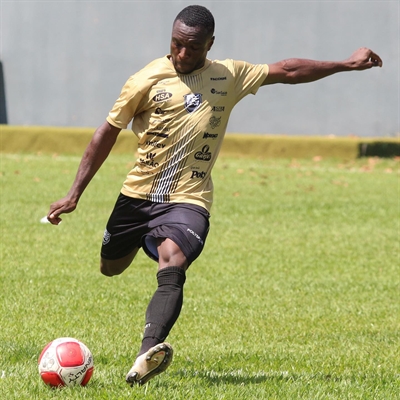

{"left": 47, "top": 5, "right": 382, "bottom": 386}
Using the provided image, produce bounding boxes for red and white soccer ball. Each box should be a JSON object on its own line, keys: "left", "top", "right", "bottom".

{"left": 38, "top": 337, "right": 94, "bottom": 388}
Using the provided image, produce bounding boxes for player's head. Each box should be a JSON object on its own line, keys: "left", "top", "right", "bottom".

{"left": 170, "top": 5, "right": 215, "bottom": 74}
{"left": 175, "top": 5, "right": 215, "bottom": 38}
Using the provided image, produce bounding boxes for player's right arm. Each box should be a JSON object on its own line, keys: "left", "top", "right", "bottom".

{"left": 47, "top": 121, "right": 121, "bottom": 225}
{"left": 262, "top": 47, "right": 382, "bottom": 86}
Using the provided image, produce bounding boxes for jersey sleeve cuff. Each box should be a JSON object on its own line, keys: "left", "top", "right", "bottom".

{"left": 106, "top": 116, "right": 128, "bottom": 130}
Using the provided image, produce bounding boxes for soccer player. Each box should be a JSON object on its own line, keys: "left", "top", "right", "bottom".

{"left": 47, "top": 5, "right": 382, "bottom": 386}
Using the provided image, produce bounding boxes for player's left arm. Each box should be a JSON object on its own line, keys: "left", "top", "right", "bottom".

{"left": 262, "top": 47, "right": 382, "bottom": 86}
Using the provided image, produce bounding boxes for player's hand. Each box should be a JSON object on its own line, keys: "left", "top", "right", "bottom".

{"left": 346, "top": 47, "right": 383, "bottom": 70}
{"left": 47, "top": 196, "right": 78, "bottom": 225}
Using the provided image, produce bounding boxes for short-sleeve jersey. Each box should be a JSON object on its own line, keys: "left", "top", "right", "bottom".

{"left": 107, "top": 56, "right": 269, "bottom": 212}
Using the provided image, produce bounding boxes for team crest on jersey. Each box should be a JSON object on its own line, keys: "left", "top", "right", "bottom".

{"left": 184, "top": 93, "right": 202, "bottom": 113}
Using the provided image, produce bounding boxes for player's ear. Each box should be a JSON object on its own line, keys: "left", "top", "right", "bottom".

{"left": 207, "top": 36, "right": 215, "bottom": 51}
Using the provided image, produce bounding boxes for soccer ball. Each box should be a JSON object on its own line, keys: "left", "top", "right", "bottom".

{"left": 38, "top": 337, "right": 94, "bottom": 387}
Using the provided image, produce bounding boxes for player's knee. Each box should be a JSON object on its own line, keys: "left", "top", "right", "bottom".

{"left": 157, "top": 238, "right": 188, "bottom": 269}
{"left": 100, "top": 250, "right": 137, "bottom": 276}
{"left": 100, "top": 259, "right": 122, "bottom": 277}
{"left": 100, "top": 262, "right": 114, "bottom": 277}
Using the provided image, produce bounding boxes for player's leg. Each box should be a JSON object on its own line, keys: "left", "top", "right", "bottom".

{"left": 157, "top": 237, "right": 189, "bottom": 269}
{"left": 140, "top": 208, "right": 209, "bottom": 353}
{"left": 100, "top": 247, "right": 139, "bottom": 277}
{"left": 100, "top": 194, "right": 150, "bottom": 277}
{"left": 126, "top": 239, "right": 187, "bottom": 386}
{"left": 126, "top": 204, "right": 210, "bottom": 386}
{"left": 140, "top": 238, "right": 188, "bottom": 350}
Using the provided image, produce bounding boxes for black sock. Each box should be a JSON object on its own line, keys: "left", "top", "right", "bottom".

{"left": 138, "top": 266, "right": 186, "bottom": 356}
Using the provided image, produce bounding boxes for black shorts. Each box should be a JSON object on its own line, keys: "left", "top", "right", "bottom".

{"left": 101, "top": 193, "right": 210, "bottom": 265}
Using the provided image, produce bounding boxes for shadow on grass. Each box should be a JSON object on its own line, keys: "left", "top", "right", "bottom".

{"left": 175, "top": 369, "right": 343, "bottom": 385}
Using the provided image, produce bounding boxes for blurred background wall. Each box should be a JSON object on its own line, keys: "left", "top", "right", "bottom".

{"left": 1, "top": 0, "right": 398, "bottom": 137}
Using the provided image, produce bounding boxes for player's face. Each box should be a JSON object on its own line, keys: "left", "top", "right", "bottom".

{"left": 170, "top": 20, "right": 214, "bottom": 74}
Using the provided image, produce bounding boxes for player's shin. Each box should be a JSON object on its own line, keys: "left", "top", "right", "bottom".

{"left": 138, "top": 266, "right": 186, "bottom": 356}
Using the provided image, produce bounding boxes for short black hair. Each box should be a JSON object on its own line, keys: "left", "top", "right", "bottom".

{"left": 174, "top": 5, "right": 215, "bottom": 37}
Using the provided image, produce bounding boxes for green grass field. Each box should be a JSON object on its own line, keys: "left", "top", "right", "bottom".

{"left": 0, "top": 152, "right": 399, "bottom": 399}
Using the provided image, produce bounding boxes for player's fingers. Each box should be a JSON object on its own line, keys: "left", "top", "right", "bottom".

{"left": 48, "top": 215, "right": 62, "bottom": 225}
{"left": 374, "top": 58, "right": 383, "bottom": 67}
{"left": 47, "top": 210, "right": 63, "bottom": 225}
{"left": 369, "top": 51, "right": 383, "bottom": 67}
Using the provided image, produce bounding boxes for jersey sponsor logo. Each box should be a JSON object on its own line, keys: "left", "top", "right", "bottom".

{"left": 184, "top": 93, "right": 202, "bottom": 113}
{"left": 155, "top": 107, "right": 166, "bottom": 115}
{"left": 210, "top": 77, "right": 227, "bottom": 81}
{"left": 150, "top": 119, "right": 172, "bottom": 128}
{"left": 147, "top": 131, "right": 169, "bottom": 138}
{"left": 203, "top": 132, "right": 218, "bottom": 139}
{"left": 145, "top": 140, "right": 166, "bottom": 148}
{"left": 211, "top": 88, "right": 227, "bottom": 96}
{"left": 152, "top": 92, "right": 173, "bottom": 102}
{"left": 190, "top": 170, "right": 206, "bottom": 179}
{"left": 212, "top": 106, "right": 225, "bottom": 112}
{"left": 149, "top": 123, "right": 170, "bottom": 132}
{"left": 140, "top": 152, "right": 159, "bottom": 168}
{"left": 209, "top": 116, "right": 221, "bottom": 129}
{"left": 194, "top": 145, "right": 212, "bottom": 161}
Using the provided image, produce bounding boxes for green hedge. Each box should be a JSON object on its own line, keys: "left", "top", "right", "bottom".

{"left": 1, "top": 125, "right": 399, "bottom": 159}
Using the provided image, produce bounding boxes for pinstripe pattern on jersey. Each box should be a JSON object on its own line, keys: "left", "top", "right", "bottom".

{"left": 146, "top": 125, "right": 196, "bottom": 203}
{"left": 178, "top": 73, "right": 203, "bottom": 91}
{"left": 146, "top": 74, "right": 204, "bottom": 203}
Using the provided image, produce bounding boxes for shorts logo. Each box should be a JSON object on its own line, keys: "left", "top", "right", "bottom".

{"left": 187, "top": 228, "right": 204, "bottom": 245}
{"left": 184, "top": 93, "right": 202, "bottom": 113}
{"left": 209, "top": 116, "right": 221, "bottom": 129}
{"left": 152, "top": 92, "right": 173, "bottom": 102}
{"left": 102, "top": 229, "right": 111, "bottom": 245}
{"left": 194, "top": 145, "right": 212, "bottom": 161}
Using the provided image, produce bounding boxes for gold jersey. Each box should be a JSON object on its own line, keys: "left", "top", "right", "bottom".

{"left": 106, "top": 56, "right": 269, "bottom": 212}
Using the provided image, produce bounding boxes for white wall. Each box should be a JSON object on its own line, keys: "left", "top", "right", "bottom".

{"left": 1, "top": 0, "right": 398, "bottom": 137}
